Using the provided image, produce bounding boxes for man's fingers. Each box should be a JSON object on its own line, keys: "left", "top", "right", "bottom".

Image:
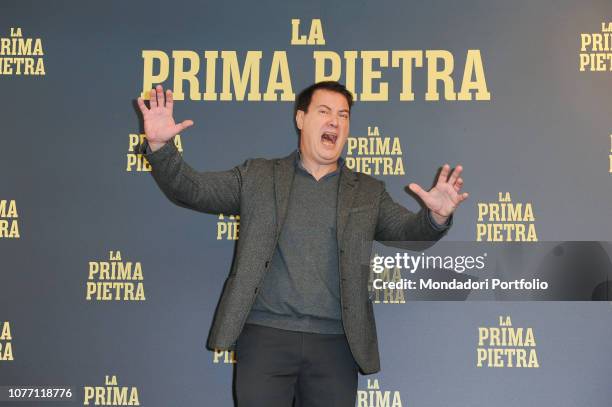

{"left": 408, "top": 183, "right": 427, "bottom": 200}
{"left": 156, "top": 85, "right": 165, "bottom": 107}
{"left": 437, "top": 164, "right": 450, "bottom": 185}
{"left": 175, "top": 119, "right": 194, "bottom": 134}
{"left": 453, "top": 177, "right": 464, "bottom": 192}
{"left": 149, "top": 88, "right": 157, "bottom": 108}
{"left": 166, "top": 89, "right": 174, "bottom": 113}
{"left": 137, "top": 97, "right": 148, "bottom": 114}
{"left": 448, "top": 164, "right": 463, "bottom": 185}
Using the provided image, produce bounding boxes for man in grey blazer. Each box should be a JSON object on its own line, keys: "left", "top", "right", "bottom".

{"left": 137, "top": 81, "right": 468, "bottom": 406}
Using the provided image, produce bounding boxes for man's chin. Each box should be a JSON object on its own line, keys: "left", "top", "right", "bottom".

{"left": 317, "top": 151, "right": 341, "bottom": 163}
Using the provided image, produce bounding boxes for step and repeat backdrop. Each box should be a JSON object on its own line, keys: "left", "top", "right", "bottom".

{"left": 1, "top": 0, "right": 612, "bottom": 406}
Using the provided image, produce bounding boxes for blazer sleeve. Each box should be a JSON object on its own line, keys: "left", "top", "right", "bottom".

{"left": 374, "top": 181, "right": 452, "bottom": 243}
{"left": 141, "top": 137, "right": 245, "bottom": 215}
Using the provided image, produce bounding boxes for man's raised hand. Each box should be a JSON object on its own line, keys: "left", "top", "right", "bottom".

{"left": 136, "top": 84, "right": 194, "bottom": 152}
{"left": 408, "top": 164, "right": 469, "bottom": 226}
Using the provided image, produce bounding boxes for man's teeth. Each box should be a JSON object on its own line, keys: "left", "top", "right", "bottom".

{"left": 322, "top": 133, "right": 337, "bottom": 143}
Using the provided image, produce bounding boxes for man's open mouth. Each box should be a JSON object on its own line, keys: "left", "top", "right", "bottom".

{"left": 321, "top": 132, "right": 337, "bottom": 145}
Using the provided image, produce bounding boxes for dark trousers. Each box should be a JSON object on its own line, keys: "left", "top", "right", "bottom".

{"left": 234, "top": 323, "right": 358, "bottom": 407}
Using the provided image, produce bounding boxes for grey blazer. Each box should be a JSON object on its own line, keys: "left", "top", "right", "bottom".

{"left": 142, "top": 139, "right": 450, "bottom": 374}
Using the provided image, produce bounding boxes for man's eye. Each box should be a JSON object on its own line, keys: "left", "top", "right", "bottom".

{"left": 340, "top": 114, "right": 349, "bottom": 119}
{"left": 319, "top": 110, "right": 329, "bottom": 114}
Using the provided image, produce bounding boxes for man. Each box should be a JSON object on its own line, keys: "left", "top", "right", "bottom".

{"left": 136, "top": 81, "right": 468, "bottom": 406}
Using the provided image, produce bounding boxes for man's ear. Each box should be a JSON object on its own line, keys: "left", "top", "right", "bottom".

{"left": 295, "top": 110, "right": 304, "bottom": 130}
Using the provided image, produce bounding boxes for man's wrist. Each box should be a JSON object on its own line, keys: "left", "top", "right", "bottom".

{"left": 427, "top": 209, "right": 451, "bottom": 231}
{"left": 148, "top": 140, "right": 166, "bottom": 152}
{"left": 430, "top": 211, "right": 448, "bottom": 226}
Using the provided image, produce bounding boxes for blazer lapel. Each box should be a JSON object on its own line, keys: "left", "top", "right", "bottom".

{"left": 273, "top": 151, "right": 298, "bottom": 236}
{"left": 336, "top": 165, "right": 358, "bottom": 244}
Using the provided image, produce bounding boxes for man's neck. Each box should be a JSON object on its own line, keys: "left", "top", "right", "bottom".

{"left": 299, "top": 154, "right": 339, "bottom": 181}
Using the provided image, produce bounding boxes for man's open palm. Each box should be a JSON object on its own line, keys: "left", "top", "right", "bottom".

{"left": 408, "top": 164, "right": 468, "bottom": 224}
{"left": 137, "top": 85, "right": 193, "bottom": 147}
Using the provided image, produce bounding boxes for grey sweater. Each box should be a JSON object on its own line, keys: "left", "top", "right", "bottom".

{"left": 246, "top": 153, "right": 345, "bottom": 334}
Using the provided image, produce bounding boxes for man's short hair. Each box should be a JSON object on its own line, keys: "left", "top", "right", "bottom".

{"left": 293, "top": 81, "right": 354, "bottom": 136}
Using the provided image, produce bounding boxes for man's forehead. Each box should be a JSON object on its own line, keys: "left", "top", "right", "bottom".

{"left": 311, "top": 89, "right": 350, "bottom": 110}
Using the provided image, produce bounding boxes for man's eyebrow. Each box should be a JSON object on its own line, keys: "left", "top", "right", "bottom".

{"left": 316, "top": 104, "right": 350, "bottom": 114}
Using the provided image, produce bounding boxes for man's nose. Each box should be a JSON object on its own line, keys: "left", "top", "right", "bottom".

{"left": 329, "top": 114, "right": 339, "bottom": 127}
